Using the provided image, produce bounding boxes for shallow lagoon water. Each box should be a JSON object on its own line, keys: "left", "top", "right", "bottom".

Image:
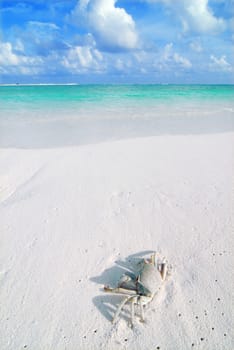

{"left": 0, "top": 85, "right": 233, "bottom": 148}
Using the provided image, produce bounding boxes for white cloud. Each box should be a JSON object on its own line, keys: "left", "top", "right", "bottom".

{"left": 162, "top": 42, "right": 173, "bottom": 61}
{"left": 144, "top": 0, "right": 226, "bottom": 33}
{"left": 210, "top": 55, "right": 233, "bottom": 72}
{"left": 0, "top": 41, "right": 43, "bottom": 75}
{"left": 160, "top": 42, "right": 192, "bottom": 69}
{"left": 173, "top": 52, "right": 192, "bottom": 68}
{"left": 189, "top": 40, "right": 203, "bottom": 52}
{"left": 15, "top": 39, "right": 25, "bottom": 53}
{"left": 114, "top": 57, "right": 132, "bottom": 72}
{"left": 184, "top": 0, "right": 226, "bottom": 32}
{"left": 28, "top": 21, "right": 59, "bottom": 31}
{"left": 0, "top": 42, "right": 20, "bottom": 65}
{"left": 62, "top": 45, "right": 104, "bottom": 72}
{"left": 70, "top": 0, "right": 138, "bottom": 51}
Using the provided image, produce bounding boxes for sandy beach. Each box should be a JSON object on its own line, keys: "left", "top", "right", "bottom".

{"left": 1, "top": 0, "right": 233, "bottom": 346}
{"left": 0, "top": 123, "right": 233, "bottom": 349}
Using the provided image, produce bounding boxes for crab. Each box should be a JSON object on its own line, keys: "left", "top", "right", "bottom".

{"left": 104, "top": 253, "right": 168, "bottom": 326}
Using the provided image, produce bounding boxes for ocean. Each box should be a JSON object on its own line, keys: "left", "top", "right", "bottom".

{"left": 0, "top": 84, "right": 233, "bottom": 148}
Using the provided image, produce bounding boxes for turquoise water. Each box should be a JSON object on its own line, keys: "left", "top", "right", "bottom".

{"left": 0, "top": 84, "right": 233, "bottom": 107}
{"left": 0, "top": 84, "right": 233, "bottom": 148}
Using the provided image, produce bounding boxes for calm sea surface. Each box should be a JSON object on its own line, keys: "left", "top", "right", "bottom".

{"left": 0, "top": 85, "right": 233, "bottom": 148}
{"left": 0, "top": 84, "right": 233, "bottom": 107}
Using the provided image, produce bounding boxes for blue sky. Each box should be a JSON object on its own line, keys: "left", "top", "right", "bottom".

{"left": 0, "top": 0, "right": 233, "bottom": 83}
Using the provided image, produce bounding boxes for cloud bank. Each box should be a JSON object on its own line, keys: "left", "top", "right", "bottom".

{"left": 0, "top": 0, "right": 233, "bottom": 83}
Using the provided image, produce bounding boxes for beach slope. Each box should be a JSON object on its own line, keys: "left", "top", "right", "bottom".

{"left": 0, "top": 132, "right": 233, "bottom": 349}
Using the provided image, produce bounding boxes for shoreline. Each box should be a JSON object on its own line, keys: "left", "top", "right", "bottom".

{"left": 0, "top": 101, "right": 233, "bottom": 149}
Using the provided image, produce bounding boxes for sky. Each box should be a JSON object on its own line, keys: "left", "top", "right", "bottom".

{"left": 0, "top": 0, "right": 233, "bottom": 84}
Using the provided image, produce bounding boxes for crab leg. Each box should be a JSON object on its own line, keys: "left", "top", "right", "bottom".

{"left": 112, "top": 295, "right": 134, "bottom": 324}
{"left": 131, "top": 299, "right": 135, "bottom": 325}
{"left": 160, "top": 258, "right": 167, "bottom": 280}
{"left": 104, "top": 286, "right": 136, "bottom": 295}
{"left": 150, "top": 253, "right": 156, "bottom": 266}
{"left": 139, "top": 297, "right": 145, "bottom": 322}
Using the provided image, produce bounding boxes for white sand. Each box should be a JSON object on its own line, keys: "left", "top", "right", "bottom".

{"left": 0, "top": 131, "right": 233, "bottom": 349}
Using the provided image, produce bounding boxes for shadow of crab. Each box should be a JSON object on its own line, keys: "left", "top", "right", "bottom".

{"left": 93, "top": 294, "right": 134, "bottom": 323}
